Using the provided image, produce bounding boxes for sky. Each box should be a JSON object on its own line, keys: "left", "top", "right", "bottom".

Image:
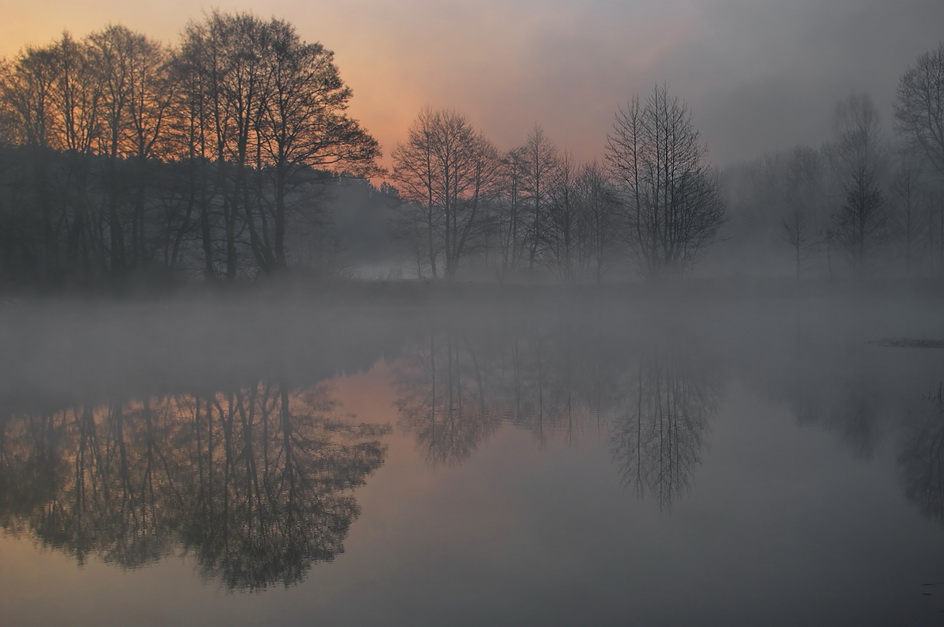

{"left": 2, "top": 0, "right": 943, "bottom": 172}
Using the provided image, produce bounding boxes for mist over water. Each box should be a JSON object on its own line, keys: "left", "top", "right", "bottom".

{"left": 4, "top": 3, "right": 944, "bottom": 624}
{"left": 1, "top": 285, "right": 943, "bottom": 625}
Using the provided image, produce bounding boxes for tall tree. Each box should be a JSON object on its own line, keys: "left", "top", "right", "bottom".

{"left": 177, "top": 12, "right": 269, "bottom": 279}
{"left": 826, "top": 93, "right": 888, "bottom": 277}
{"left": 573, "top": 161, "right": 618, "bottom": 282}
{"left": 0, "top": 45, "right": 61, "bottom": 276}
{"left": 544, "top": 150, "right": 578, "bottom": 280}
{"left": 895, "top": 44, "right": 944, "bottom": 277}
{"left": 521, "top": 125, "right": 558, "bottom": 271}
{"left": 889, "top": 145, "right": 929, "bottom": 274}
{"left": 0, "top": 45, "right": 58, "bottom": 148}
{"left": 895, "top": 44, "right": 944, "bottom": 179}
{"left": 391, "top": 108, "right": 440, "bottom": 277}
{"left": 781, "top": 146, "right": 825, "bottom": 279}
{"left": 257, "top": 20, "right": 380, "bottom": 270}
{"left": 489, "top": 146, "right": 528, "bottom": 279}
{"left": 87, "top": 25, "right": 167, "bottom": 273}
{"left": 392, "top": 108, "right": 496, "bottom": 279}
{"left": 605, "top": 85, "right": 725, "bottom": 278}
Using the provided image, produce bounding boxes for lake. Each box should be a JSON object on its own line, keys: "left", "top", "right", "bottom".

{"left": 1, "top": 283, "right": 943, "bottom": 626}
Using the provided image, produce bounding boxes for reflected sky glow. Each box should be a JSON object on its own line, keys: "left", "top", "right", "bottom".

{"left": 1, "top": 292, "right": 943, "bottom": 625}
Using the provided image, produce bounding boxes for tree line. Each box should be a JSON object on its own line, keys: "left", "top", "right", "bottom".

{"left": 3, "top": 11, "right": 943, "bottom": 285}
{"left": 390, "top": 44, "right": 944, "bottom": 282}
{"left": 721, "top": 46, "right": 944, "bottom": 280}
{"left": 0, "top": 12, "right": 379, "bottom": 286}
{"left": 391, "top": 86, "right": 725, "bottom": 282}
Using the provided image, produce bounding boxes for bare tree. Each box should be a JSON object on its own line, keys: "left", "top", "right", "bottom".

{"left": 895, "top": 44, "right": 944, "bottom": 277}
{"left": 254, "top": 19, "right": 380, "bottom": 272}
{"left": 489, "top": 146, "right": 528, "bottom": 279}
{"left": 0, "top": 13, "right": 381, "bottom": 286}
{"left": 543, "top": 150, "right": 578, "bottom": 281}
{"left": 889, "top": 145, "right": 929, "bottom": 274}
{"left": 520, "top": 125, "right": 558, "bottom": 271}
{"left": 895, "top": 44, "right": 944, "bottom": 179}
{"left": 176, "top": 12, "right": 271, "bottom": 279}
{"left": 605, "top": 84, "right": 725, "bottom": 279}
{"left": 826, "top": 93, "right": 888, "bottom": 277}
{"left": 87, "top": 25, "right": 141, "bottom": 273}
{"left": 0, "top": 45, "right": 61, "bottom": 275}
{"left": 0, "top": 45, "right": 58, "bottom": 148}
{"left": 781, "top": 146, "right": 825, "bottom": 279}
{"left": 574, "top": 161, "right": 619, "bottom": 282}
{"left": 391, "top": 108, "right": 440, "bottom": 277}
{"left": 52, "top": 33, "right": 101, "bottom": 155}
{"left": 391, "top": 108, "right": 497, "bottom": 279}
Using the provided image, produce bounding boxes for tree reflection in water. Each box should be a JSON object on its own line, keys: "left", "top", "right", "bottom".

{"left": 395, "top": 321, "right": 504, "bottom": 466}
{"left": 899, "top": 386, "right": 944, "bottom": 526}
{"left": 0, "top": 382, "right": 389, "bottom": 591}
{"left": 609, "top": 341, "right": 721, "bottom": 510}
{"left": 394, "top": 315, "right": 722, "bottom": 508}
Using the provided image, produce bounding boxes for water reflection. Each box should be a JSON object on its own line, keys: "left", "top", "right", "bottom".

{"left": 0, "top": 381, "right": 389, "bottom": 590}
{"left": 610, "top": 341, "right": 721, "bottom": 509}
{"left": 899, "top": 386, "right": 944, "bottom": 526}
{"left": 395, "top": 323, "right": 504, "bottom": 466}
{"left": 394, "top": 315, "right": 722, "bottom": 507}
{"left": 3, "top": 297, "right": 942, "bottom": 617}
{"left": 745, "top": 335, "right": 891, "bottom": 461}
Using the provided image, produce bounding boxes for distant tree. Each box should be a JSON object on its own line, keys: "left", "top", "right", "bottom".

{"left": 489, "top": 146, "right": 528, "bottom": 279}
{"left": 520, "top": 125, "right": 558, "bottom": 270}
{"left": 605, "top": 85, "right": 725, "bottom": 278}
{"left": 573, "top": 161, "right": 619, "bottom": 282}
{"left": 888, "top": 145, "right": 929, "bottom": 273}
{"left": 543, "top": 150, "right": 578, "bottom": 280}
{"left": 895, "top": 44, "right": 944, "bottom": 179}
{"left": 781, "top": 146, "right": 826, "bottom": 279}
{"left": 895, "top": 45, "right": 944, "bottom": 276}
{"left": 391, "top": 108, "right": 498, "bottom": 279}
{"left": 826, "top": 93, "right": 889, "bottom": 277}
{"left": 391, "top": 108, "right": 439, "bottom": 277}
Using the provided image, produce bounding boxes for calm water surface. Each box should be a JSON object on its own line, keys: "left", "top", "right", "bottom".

{"left": 1, "top": 288, "right": 943, "bottom": 626}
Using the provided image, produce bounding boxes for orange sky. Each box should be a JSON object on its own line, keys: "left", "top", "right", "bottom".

{"left": 3, "top": 0, "right": 944, "bottom": 173}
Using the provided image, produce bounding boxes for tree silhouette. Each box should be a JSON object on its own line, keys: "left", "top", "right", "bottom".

{"left": 826, "top": 93, "right": 889, "bottom": 277}
{"left": 896, "top": 44, "right": 944, "bottom": 179}
{"left": 780, "top": 146, "right": 826, "bottom": 279}
{"left": 605, "top": 85, "right": 725, "bottom": 278}
{"left": 0, "top": 12, "right": 380, "bottom": 285}
{"left": 391, "top": 108, "right": 499, "bottom": 279}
